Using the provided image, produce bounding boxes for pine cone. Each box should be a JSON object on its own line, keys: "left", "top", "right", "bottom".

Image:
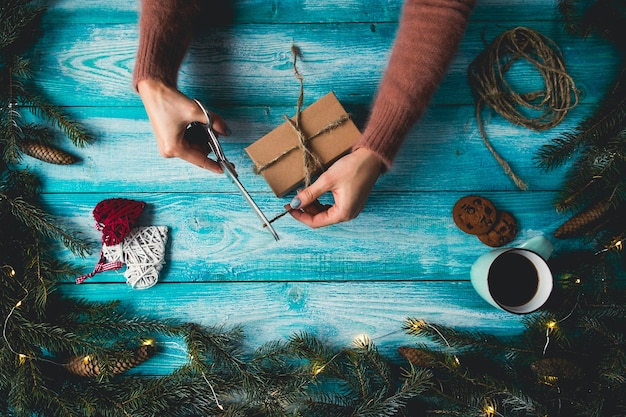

{"left": 398, "top": 346, "right": 437, "bottom": 367}
{"left": 64, "top": 344, "right": 155, "bottom": 377}
{"left": 554, "top": 201, "right": 611, "bottom": 239}
{"left": 530, "top": 357, "right": 584, "bottom": 380}
{"left": 18, "top": 140, "right": 78, "bottom": 164}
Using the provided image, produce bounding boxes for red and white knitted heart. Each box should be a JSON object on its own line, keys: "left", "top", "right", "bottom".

{"left": 93, "top": 198, "right": 146, "bottom": 246}
{"left": 76, "top": 198, "right": 168, "bottom": 288}
{"left": 101, "top": 226, "right": 168, "bottom": 289}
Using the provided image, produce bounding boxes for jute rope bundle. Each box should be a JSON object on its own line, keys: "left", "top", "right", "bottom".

{"left": 468, "top": 26, "right": 579, "bottom": 190}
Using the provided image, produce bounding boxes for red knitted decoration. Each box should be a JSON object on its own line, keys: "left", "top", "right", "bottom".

{"left": 93, "top": 198, "right": 146, "bottom": 246}
{"left": 76, "top": 198, "right": 146, "bottom": 284}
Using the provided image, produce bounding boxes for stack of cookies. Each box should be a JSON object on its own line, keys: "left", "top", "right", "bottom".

{"left": 452, "top": 195, "right": 518, "bottom": 247}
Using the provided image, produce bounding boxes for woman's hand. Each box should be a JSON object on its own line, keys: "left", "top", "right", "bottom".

{"left": 288, "top": 147, "right": 383, "bottom": 228}
{"left": 137, "top": 79, "right": 230, "bottom": 173}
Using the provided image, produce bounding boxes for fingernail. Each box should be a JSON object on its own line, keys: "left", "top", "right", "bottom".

{"left": 289, "top": 196, "right": 301, "bottom": 210}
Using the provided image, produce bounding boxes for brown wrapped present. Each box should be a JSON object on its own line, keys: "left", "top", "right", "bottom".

{"left": 245, "top": 91, "right": 361, "bottom": 197}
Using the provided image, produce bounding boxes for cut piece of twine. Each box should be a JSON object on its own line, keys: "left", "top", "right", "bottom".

{"left": 468, "top": 26, "right": 579, "bottom": 190}
{"left": 254, "top": 45, "right": 350, "bottom": 187}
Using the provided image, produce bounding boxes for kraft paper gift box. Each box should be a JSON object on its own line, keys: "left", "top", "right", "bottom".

{"left": 245, "top": 92, "right": 361, "bottom": 197}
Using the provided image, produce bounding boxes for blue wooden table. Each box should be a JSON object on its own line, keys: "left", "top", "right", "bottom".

{"left": 25, "top": 0, "right": 621, "bottom": 374}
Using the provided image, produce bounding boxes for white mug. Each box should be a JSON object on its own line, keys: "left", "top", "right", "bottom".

{"left": 470, "top": 236, "right": 553, "bottom": 314}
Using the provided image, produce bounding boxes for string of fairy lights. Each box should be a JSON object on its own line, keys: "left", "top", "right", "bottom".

{"left": 1, "top": 263, "right": 154, "bottom": 370}
{"left": 1, "top": 235, "right": 623, "bottom": 415}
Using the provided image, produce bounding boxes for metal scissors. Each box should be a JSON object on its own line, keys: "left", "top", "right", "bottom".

{"left": 192, "top": 99, "right": 279, "bottom": 241}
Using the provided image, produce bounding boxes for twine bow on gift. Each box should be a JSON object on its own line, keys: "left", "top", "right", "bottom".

{"left": 253, "top": 45, "right": 352, "bottom": 187}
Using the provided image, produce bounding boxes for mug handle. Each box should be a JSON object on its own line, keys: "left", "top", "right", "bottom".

{"left": 519, "top": 236, "right": 553, "bottom": 260}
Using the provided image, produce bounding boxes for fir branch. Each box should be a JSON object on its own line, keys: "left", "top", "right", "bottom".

{"left": 29, "top": 384, "right": 78, "bottom": 417}
{"left": 184, "top": 323, "right": 249, "bottom": 378}
{"left": 0, "top": 193, "right": 92, "bottom": 256}
{"left": 537, "top": 68, "right": 626, "bottom": 170}
{"left": 557, "top": 0, "right": 585, "bottom": 35}
{"left": 9, "top": 320, "right": 104, "bottom": 358}
{"left": 351, "top": 366, "right": 432, "bottom": 417}
{"left": 0, "top": 103, "right": 23, "bottom": 164}
{"left": 9, "top": 358, "right": 43, "bottom": 417}
{"left": 17, "top": 92, "right": 93, "bottom": 148}
{"left": 553, "top": 147, "right": 620, "bottom": 212}
{"left": 0, "top": 0, "right": 46, "bottom": 53}
{"left": 0, "top": 167, "right": 39, "bottom": 197}
{"left": 49, "top": 297, "right": 123, "bottom": 321}
{"left": 289, "top": 331, "right": 344, "bottom": 378}
{"left": 403, "top": 318, "right": 524, "bottom": 356}
{"left": 353, "top": 336, "right": 392, "bottom": 394}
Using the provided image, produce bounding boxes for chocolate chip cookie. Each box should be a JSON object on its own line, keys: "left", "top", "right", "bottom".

{"left": 478, "top": 210, "right": 518, "bottom": 247}
{"left": 452, "top": 195, "right": 497, "bottom": 235}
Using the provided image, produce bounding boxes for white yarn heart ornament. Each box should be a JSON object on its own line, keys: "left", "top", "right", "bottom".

{"left": 101, "top": 226, "right": 168, "bottom": 289}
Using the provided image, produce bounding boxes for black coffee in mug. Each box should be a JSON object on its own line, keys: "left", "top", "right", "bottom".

{"left": 487, "top": 251, "right": 539, "bottom": 307}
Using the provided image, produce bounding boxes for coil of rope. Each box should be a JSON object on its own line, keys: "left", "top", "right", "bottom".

{"left": 468, "top": 26, "right": 579, "bottom": 190}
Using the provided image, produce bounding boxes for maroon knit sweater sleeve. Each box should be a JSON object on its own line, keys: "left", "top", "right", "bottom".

{"left": 133, "top": 0, "right": 201, "bottom": 89}
{"left": 355, "top": 0, "right": 476, "bottom": 169}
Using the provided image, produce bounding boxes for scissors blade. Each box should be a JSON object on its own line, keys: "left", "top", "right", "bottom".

{"left": 221, "top": 162, "right": 280, "bottom": 241}
{"left": 192, "top": 99, "right": 279, "bottom": 240}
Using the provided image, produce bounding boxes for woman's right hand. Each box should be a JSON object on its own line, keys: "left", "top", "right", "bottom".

{"left": 137, "top": 79, "right": 231, "bottom": 173}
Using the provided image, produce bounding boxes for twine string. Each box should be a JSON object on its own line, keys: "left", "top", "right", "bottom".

{"left": 468, "top": 26, "right": 579, "bottom": 190}
{"left": 254, "top": 45, "right": 350, "bottom": 187}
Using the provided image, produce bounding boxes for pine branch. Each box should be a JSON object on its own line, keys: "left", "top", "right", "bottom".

{"left": 184, "top": 323, "right": 250, "bottom": 379}
{"left": 17, "top": 92, "right": 93, "bottom": 148}
{"left": 553, "top": 142, "right": 623, "bottom": 212}
{"left": 352, "top": 336, "right": 392, "bottom": 395}
{"left": 536, "top": 69, "right": 626, "bottom": 170}
{"left": 403, "top": 319, "right": 524, "bottom": 356}
{"left": 0, "top": 193, "right": 92, "bottom": 256}
{"left": 0, "top": 0, "right": 46, "bottom": 53}
{"left": 557, "top": 0, "right": 588, "bottom": 36}
{"left": 8, "top": 320, "right": 106, "bottom": 358}
{"left": 289, "top": 331, "right": 344, "bottom": 378}
{"left": 352, "top": 365, "right": 432, "bottom": 417}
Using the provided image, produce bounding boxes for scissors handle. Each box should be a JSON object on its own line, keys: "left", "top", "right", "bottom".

{"left": 193, "top": 99, "right": 227, "bottom": 161}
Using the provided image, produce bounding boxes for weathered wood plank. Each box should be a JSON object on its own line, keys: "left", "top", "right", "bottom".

{"left": 18, "top": 0, "right": 611, "bottom": 381}
{"left": 27, "top": 21, "right": 619, "bottom": 108}
{"left": 44, "top": 0, "right": 565, "bottom": 25}
{"left": 45, "top": 191, "right": 576, "bottom": 283}
{"left": 20, "top": 102, "right": 584, "bottom": 194}
{"left": 58, "top": 280, "right": 527, "bottom": 374}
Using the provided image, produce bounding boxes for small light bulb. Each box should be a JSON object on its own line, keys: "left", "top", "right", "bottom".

{"left": 354, "top": 334, "right": 369, "bottom": 345}
{"left": 409, "top": 319, "right": 426, "bottom": 331}
{"left": 312, "top": 363, "right": 325, "bottom": 375}
{"left": 547, "top": 320, "right": 557, "bottom": 330}
{"left": 2, "top": 265, "right": 16, "bottom": 277}
{"left": 142, "top": 339, "right": 154, "bottom": 346}
{"left": 83, "top": 355, "right": 91, "bottom": 364}
{"left": 18, "top": 354, "right": 27, "bottom": 364}
{"left": 15, "top": 301, "right": 22, "bottom": 308}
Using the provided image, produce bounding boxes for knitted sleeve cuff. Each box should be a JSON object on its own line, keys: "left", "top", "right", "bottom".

{"left": 133, "top": 30, "right": 183, "bottom": 89}
{"left": 354, "top": 99, "right": 424, "bottom": 171}
{"left": 132, "top": 0, "right": 200, "bottom": 90}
